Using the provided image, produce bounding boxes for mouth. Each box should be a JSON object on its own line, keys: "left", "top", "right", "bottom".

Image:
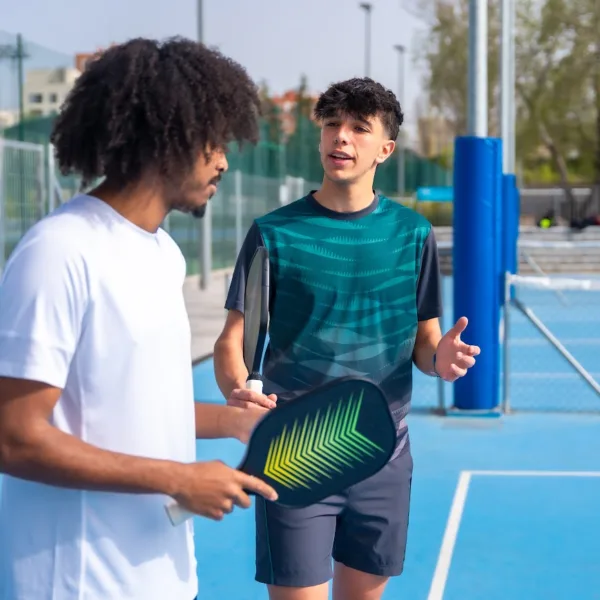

{"left": 328, "top": 151, "right": 354, "bottom": 167}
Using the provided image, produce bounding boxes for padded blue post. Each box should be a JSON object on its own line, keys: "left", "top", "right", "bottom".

{"left": 452, "top": 136, "right": 503, "bottom": 413}
{"left": 502, "top": 174, "right": 519, "bottom": 276}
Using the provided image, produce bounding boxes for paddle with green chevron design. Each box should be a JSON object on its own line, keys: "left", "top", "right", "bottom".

{"left": 166, "top": 377, "right": 395, "bottom": 525}
{"left": 236, "top": 376, "right": 396, "bottom": 508}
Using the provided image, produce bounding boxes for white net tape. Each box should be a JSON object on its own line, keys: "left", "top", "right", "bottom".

{"left": 508, "top": 274, "right": 600, "bottom": 292}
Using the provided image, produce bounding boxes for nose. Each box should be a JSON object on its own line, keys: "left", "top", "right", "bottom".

{"left": 334, "top": 124, "right": 351, "bottom": 146}
{"left": 217, "top": 150, "right": 228, "bottom": 173}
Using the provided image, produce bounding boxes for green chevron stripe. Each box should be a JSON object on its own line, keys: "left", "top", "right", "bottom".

{"left": 263, "top": 388, "right": 388, "bottom": 490}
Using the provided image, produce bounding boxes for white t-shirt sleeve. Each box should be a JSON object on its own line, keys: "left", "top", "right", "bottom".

{"left": 0, "top": 230, "right": 90, "bottom": 389}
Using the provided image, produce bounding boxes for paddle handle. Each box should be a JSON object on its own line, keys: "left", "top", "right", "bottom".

{"left": 246, "top": 375, "right": 263, "bottom": 394}
{"left": 165, "top": 377, "right": 262, "bottom": 526}
{"left": 165, "top": 502, "right": 192, "bottom": 526}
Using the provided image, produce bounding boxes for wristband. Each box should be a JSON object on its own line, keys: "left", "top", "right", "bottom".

{"left": 432, "top": 353, "right": 441, "bottom": 378}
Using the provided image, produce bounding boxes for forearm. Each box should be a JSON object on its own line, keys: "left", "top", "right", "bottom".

{"left": 413, "top": 319, "right": 443, "bottom": 376}
{"left": 194, "top": 402, "right": 245, "bottom": 440}
{"left": 0, "top": 423, "right": 183, "bottom": 496}
{"left": 213, "top": 337, "right": 248, "bottom": 399}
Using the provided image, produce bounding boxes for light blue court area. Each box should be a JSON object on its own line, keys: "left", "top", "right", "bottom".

{"left": 191, "top": 271, "right": 600, "bottom": 598}
{"left": 192, "top": 358, "right": 600, "bottom": 600}
{"left": 2, "top": 272, "right": 599, "bottom": 598}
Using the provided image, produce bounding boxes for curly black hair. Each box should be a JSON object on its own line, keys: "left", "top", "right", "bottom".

{"left": 51, "top": 37, "right": 261, "bottom": 188}
{"left": 313, "top": 77, "right": 404, "bottom": 141}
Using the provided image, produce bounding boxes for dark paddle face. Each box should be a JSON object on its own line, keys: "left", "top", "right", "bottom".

{"left": 243, "top": 247, "right": 270, "bottom": 377}
{"left": 238, "top": 377, "right": 396, "bottom": 507}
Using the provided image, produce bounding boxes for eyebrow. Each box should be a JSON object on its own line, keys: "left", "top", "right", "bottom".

{"left": 325, "top": 113, "right": 374, "bottom": 127}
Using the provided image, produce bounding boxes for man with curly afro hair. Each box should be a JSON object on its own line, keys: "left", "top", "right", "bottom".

{"left": 0, "top": 37, "right": 278, "bottom": 600}
{"left": 214, "top": 77, "right": 480, "bottom": 599}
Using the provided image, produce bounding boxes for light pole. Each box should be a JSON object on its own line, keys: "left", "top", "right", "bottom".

{"left": 500, "top": 0, "right": 515, "bottom": 173}
{"left": 394, "top": 44, "right": 406, "bottom": 201}
{"left": 197, "top": 0, "right": 203, "bottom": 43}
{"left": 359, "top": 3, "right": 372, "bottom": 77}
{"left": 467, "top": 0, "right": 487, "bottom": 137}
{"left": 197, "top": 0, "right": 212, "bottom": 289}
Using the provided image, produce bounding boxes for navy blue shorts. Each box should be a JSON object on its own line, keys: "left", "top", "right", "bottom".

{"left": 254, "top": 440, "right": 414, "bottom": 587}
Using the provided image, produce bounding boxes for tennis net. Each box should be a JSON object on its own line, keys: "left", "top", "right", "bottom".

{"left": 503, "top": 271, "right": 600, "bottom": 413}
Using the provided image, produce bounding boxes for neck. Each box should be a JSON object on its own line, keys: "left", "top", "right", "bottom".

{"left": 313, "top": 176, "right": 375, "bottom": 213}
{"left": 89, "top": 177, "right": 168, "bottom": 233}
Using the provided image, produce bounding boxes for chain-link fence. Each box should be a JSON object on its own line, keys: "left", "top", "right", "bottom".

{"left": 0, "top": 138, "right": 53, "bottom": 270}
{"left": 503, "top": 272, "right": 600, "bottom": 414}
{"left": 0, "top": 137, "right": 321, "bottom": 277}
{"left": 164, "top": 172, "right": 320, "bottom": 276}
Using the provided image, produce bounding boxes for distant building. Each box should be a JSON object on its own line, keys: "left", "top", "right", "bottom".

{"left": 22, "top": 47, "right": 110, "bottom": 119}
{"left": 23, "top": 67, "right": 81, "bottom": 118}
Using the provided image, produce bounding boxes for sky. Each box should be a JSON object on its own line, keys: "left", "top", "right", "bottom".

{"left": 1, "top": 0, "right": 433, "bottom": 142}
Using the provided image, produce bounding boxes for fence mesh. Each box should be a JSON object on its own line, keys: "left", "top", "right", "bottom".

{"left": 504, "top": 273, "right": 600, "bottom": 413}
{"left": 0, "top": 139, "right": 47, "bottom": 269}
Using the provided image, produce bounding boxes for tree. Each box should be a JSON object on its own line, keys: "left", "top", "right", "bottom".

{"left": 413, "top": 0, "right": 599, "bottom": 219}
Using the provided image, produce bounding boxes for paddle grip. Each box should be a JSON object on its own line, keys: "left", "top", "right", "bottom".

{"left": 246, "top": 376, "right": 263, "bottom": 394}
{"left": 165, "top": 502, "right": 193, "bottom": 526}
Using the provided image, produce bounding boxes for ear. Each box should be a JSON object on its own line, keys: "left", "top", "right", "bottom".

{"left": 375, "top": 140, "right": 396, "bottom": 165}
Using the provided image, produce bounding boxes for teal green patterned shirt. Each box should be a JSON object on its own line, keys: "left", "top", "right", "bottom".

{"left": 225, "top": 193, "right": 442, "bottom": 435}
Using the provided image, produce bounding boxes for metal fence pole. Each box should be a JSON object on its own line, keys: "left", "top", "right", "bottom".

{"left": 235, "top": 169, "right": 243, "bottom": 254}
{"left": 36, "top": 146, "right": 44, "bottom": 219}
{"left": 502, "top": 272, "right": 511, "bottom": 413}
{"left": 199, "top": 204, "right": 212, "bottom": 289}
{"left": 0, "top": 139, "right": 5, "bottom": 274}
{"left": 47, "top": 144, "right": 56, "bottom": 213}
{"left": 437, "top": 274, "right": 446, "bottom": 412}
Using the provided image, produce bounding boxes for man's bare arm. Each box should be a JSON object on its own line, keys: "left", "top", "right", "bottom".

{"left": 194, "top": 401, "right": 267, "bottom": 442}
{"left": 412, "top": 318, "right": 442, "bottom": 377}
{"left": 213, "top": 310, "right": 276, "bottom": 409}
{"left": 0, "top": 376, "right": 278, "bottom": 514}
{"left": 213, "top": 309, "right": 249, "bottom": 399}
{"left": 0, "top": 376, "right": 186, "bottom": 495}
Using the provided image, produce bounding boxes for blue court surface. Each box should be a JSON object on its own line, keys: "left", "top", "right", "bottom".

{"left": 191, "top": 368, "right": 600, "bottom": 600}
{"left": 189, "top": 275, "right": 600, "bottom": 599}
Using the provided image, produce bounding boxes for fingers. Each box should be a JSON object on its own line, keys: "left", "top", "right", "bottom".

{"left": 232, "top": 490, "right": 252, "bottom": 509}
{"left": 229, "top": 388, "right": 277, "bottom": 409}
{"left": 237, "top": 472, "right": 278, "bottom": 502}
{"left": 454, "top": 352, "right": 476, "bottom": 369}
{"left": 449, "top": 363, "right": 467, "bottom": 378}
{"left": 449, "top": 316, "right": 468, "bottom": 337}
{"left": 461, "top": 343, "right": 481, "bottom": 357}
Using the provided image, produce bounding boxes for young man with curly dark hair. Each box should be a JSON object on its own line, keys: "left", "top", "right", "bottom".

{"left": 0, "top": 37, "right": 278, "bottom": 600}
{"left": 214, "top": 77, "right": 480, "bottom": 600}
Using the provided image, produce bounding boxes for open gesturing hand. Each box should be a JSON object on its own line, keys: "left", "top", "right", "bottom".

{"left": 434, "top": 317, "right": 481, "bottom": 382}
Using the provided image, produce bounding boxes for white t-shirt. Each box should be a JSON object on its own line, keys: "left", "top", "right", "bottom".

{"left": 0, "top": 195, "right": 198, "bottom": 600}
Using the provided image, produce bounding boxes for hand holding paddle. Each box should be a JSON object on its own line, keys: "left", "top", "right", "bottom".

{"left": 434, "top": 316, "right": 481, "bottom": 382}
{"left": 168, "top": 460, "right": 278, "bottom": 523}
{"left": 166, "top": 377, "right": 396, "bottom": 526}
{"left": 228, "top": 387, "right": 277, "bottom": 410}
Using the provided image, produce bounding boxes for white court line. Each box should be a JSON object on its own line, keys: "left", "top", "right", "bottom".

{"left": 427, "top": 470, "right": 600, "bottom": 600}
{"left": 427, "top": 471, "right": 472, "bottom": 600}
{"left": 511, "top": 372, "right": 600, "bottom": 379}
{"left": 511, "top": 338, "right": 600, "bottom": 346}
{"left": 469, "top": 470, "right": 600, "bottom": 477}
